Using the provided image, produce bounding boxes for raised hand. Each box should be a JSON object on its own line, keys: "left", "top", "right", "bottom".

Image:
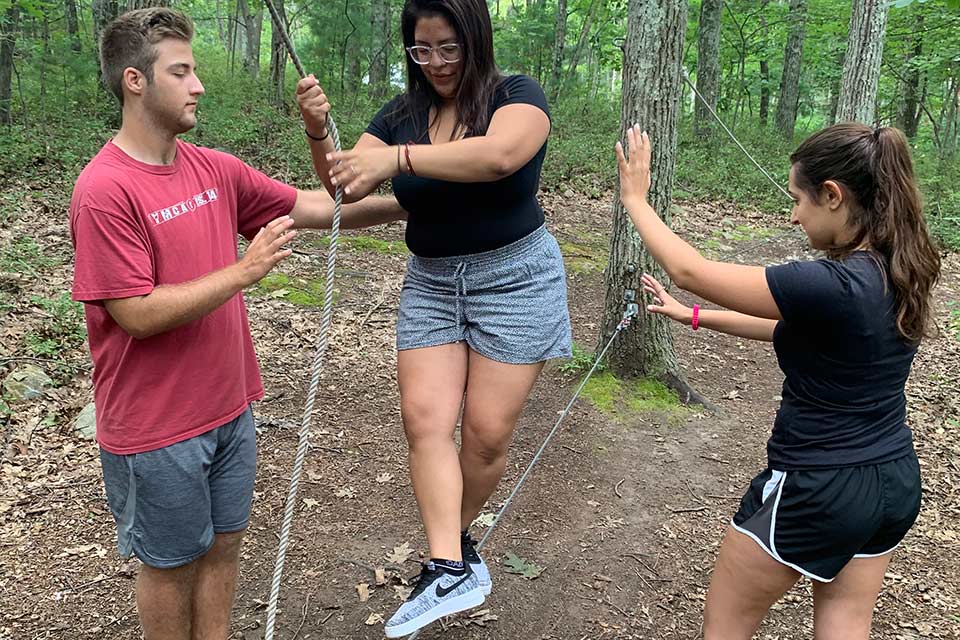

{"left": 237, "top": 216, "right": 297, "bottom": 286}
{"left": 615, "top": 124, "right": 652, "bottom": 205}
{"left": 641, "top": 273, "right": 691, "bottom": 325}
{"left": 295, "top": 74, "right": 330, "bottom": 139}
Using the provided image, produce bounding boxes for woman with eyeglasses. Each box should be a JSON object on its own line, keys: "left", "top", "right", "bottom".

{"left": 296, "top": 0, "right": 571, "bottom": 635}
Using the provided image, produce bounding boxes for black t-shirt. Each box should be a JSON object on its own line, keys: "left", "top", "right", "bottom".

{"left": 365, "top": 74, "right": 549, "bottom": 257}
{"left": 765, "top": 252, "right": 916, "bottom": 470}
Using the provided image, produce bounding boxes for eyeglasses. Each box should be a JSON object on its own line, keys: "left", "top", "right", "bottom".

{"left": 406, "top": 43, "right": 461, "bottom": 65}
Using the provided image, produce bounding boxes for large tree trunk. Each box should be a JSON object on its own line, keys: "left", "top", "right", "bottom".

{"left": 548, "top": 0, "right": 567, "bottom": 102}
{"left": 896, "top": 11, "right": 923, "bottom": 138}
{"left": 773, "top": 0, "right": 807, "bottom": 139}
{"left": 238, "top": 0, "right": 262, "bottom": 79}
{"left": 563, "top": 0, "right": 598, "bottom": 95}
{"left": 268, "top": 0, "right": 287, "bottom": 109}
{"left": 599, "top": 0, "right": 688, "bottom": 389}
{"left": 836, "top": 0, "right": 888, "bottom": 124}
{"left": 694, "top": 0, "right": 722, "bottom": 137}
{"left": 64, "top": 0, "right": 81, "bottom": 53}
{"left": 369, "top": 0, "right": 391, "bottom": 100}
{"left": 0, "top": 3, "right": 18, "bottom": 125}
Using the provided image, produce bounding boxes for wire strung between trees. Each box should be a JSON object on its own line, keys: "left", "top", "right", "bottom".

{"left": 259, "top": 2, "right": 344, "bottom": 638}
{"left": 681, "top": 69, "right": 793, "bottom": 202}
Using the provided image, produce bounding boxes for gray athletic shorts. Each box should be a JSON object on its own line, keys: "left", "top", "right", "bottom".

{"left": 99, "top": 406, "right": 256, "bottom": 569}
{"left": 397, "top": 225, "right": 572, "bottom": 364}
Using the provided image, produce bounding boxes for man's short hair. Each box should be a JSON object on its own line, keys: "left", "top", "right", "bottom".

{"left": 100, "top": 8, "right": 194, "bottom": 105}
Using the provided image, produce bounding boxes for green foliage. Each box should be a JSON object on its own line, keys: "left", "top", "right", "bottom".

{"left": 25, "top": 293, "right": 86, "bottom": 357}
{"left": 0, "top": 236, "right": 60, "bottom": 276}
{"left": 558, "top": 342, "right": 601, "bottom": 376}
{"left": 313, "top": 234, "right": 407, "bottom": 255}
{"left": 250, "top": 272, "right": 331, "bottom": 307}
{"left": 947, "top": 302, "right": 960, "bottom": 342}
{"left": 503, "top": 552, "right": 543, "bottom": 579}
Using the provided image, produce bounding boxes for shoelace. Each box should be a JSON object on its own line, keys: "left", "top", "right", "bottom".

{"left": 408, "top": 562, "right": 444, "bottom": 600}
{"left": 460, "top": 533, "right": 481, "bottom": 563}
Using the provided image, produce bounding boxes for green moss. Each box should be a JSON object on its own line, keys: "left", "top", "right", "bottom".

{"left": 581, "top": 371, "right": 622, "bottom": 413}
{"left": 625, "top": 378, "right": 684, "bottom": 412}
{"left": 250, "top": 273, "right": 331, "bottom": 307}
{"left": 580, "top": 371, "right": 688, "bottom": 423}
{"left": 559, "top": 241, "right": 608, "bottom": 275}
{"left": 313, "top": 234, "right": 407, "bottom": 255}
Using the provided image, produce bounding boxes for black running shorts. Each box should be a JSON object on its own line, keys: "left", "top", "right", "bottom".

{"left": 732, "top": 453, "right": 921, "bottom": 582}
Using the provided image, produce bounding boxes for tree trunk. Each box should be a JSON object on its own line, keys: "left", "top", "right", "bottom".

{"left": 944, "top": 74, "right": 958, "bottom": 159}
{"left": 836, "top": 0, "right": 888, "bottom": 124}
{"left": 895, "top": 11, "right": 923, "bottom": 138}
{"left": 238, "top": 0, "right": 262, "bottom": 79}
{"left": 563, "top": 0, "right": 598, "bottom": 95}
{"left": 268, "top": 0, "right": 287, "bottom": 108}
{"left": 369, "top": 0, "right": 391, "bottom": 100}
{"left": 758, "top": 1, "right": 770, "bottom": 126}
{"left": 126, "top": 0, "right": 169, "bottom": 9}
{"left": 0, "top": 3, "right": 19, "bottom": 125}
{"left": 773, "top": 0, "right": 807, "bottom": 139}
{"left": 694, "top": 0, "right": 721, "bottom": 137}
{"left": 64, "top": 0, "right": 81, "bottom": 53}
{"left": 548, "top": 0, "right": 567, "bottom": 102}
{"left": 599, "top": 0, "right": 687, "bottom": 386}
{"left": 92, "top": 0, "right": 120, "bottom": 47}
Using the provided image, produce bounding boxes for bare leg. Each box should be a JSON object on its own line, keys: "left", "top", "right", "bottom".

{"left": 812, "top": 553, "right": 892, "bottom": 640}
{"left": 192, "top": 531, "right": 245, "bottom": 640}
{"left": 459, "top": 350, "right": 543, "bottom": 529}
{"left": 398, "top": 343, "right": 469, "bottom": 561}
{"left": 138, "top": 561, "right": 197, "bottom": 640}
{"left": 703, "top": 527, "right": 801, "bottom": 640}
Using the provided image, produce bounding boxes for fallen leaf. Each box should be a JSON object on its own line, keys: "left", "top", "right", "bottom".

{"left": 386, "top": 542, "right": 413, "bottom": 564}
{"left": 472, "top": 512, "right": 497, "bottom": 528}
{"left": 356, "top": 582, "right": 370, "bottom": 602}
{"left": 503, "top": 552, "right": 543, "bottom": 579}
{"left": 365, "top": 612, "right": 384, "bottom": 626}
{"left": 374, "top": 568, "right": 387, "bottom": 585}
{"left": 375, "top": 473, "right": 394, "bottom": 484}
{"left": 335, "top": 487, "right": 355, "bottom": 499}
{"left": 302, "top": 498, "right": 319, "bottom": 508}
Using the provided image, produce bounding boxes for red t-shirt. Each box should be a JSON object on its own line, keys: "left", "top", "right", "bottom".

{"left": 70, "top": 140, "right": 296, "bottom": 454}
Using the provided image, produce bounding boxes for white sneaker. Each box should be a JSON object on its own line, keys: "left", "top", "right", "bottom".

{"left": 384, "top": 562, "right": 485, "bottom": 638}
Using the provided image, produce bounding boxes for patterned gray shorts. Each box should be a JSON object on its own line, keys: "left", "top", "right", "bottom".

{"left": 397, "top": 225, "right": 573, "bottom": 364}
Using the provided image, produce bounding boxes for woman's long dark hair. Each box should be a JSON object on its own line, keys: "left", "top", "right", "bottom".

{"left": 790, "top": 123, "right": 941, "bottom": 342}
{"left": 397, "top": 0, "right": 502, "bottom": 140}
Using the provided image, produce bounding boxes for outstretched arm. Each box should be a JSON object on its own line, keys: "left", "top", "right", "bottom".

{"left": 288, "top": 189, "right": 407, "bottom": 230}
{"left": 642, "top": 274, "right": 777, "bottom": 342}
{"left": 617, "top": 125, "right": 782, "bottom": 321}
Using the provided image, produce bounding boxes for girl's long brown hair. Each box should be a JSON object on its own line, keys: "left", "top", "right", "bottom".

{"left": 397, "top": 0, "right": 502, "bottom": 140}
{"left": 790, "top": 123, "right": 941, "bottom": 343}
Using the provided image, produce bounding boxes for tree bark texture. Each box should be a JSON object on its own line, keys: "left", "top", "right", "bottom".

{"left": 369, "top": 0, "right": 391, "bottom": 100}
{"left": 268, "top": 0, "right": 287, "bottom": 108}
{"left": 548, "top": 0, "right": 567, "bottom": 102}
{"left": 1, "top": 3, "right": 19, "bottom": 125}
{"left": 694, "top": 0, "right": 721, "bottom": 137}
{"left": 836, "top": 0, "right": 889, "bottom": 124}
{"left": 773, "top": 0, "right": 807, "bottom": 139}
{"left": 599, "top": 0, "right": 687, "bottom": 381}
{"left": 64, "top": 0, "right": 81, "bottom": 53}
{"left": 896, "top": 12, "right": 923, "bottom": 138}
{"left": 238, "top": 0, "right": 262, "bottom": 79}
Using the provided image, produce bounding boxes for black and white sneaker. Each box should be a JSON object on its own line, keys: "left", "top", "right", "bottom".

{"left": 460, "top": 531, "right": 492, "bottom": 596}
{"left": 384, "top": 562, "right": 485, "bottom": 638}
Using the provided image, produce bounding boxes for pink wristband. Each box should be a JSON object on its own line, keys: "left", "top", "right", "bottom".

{"left": 691, "top": 304, "right": 700, "bottom": 331}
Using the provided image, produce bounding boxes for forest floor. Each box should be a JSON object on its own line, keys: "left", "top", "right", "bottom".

{"left": 1, "top": 185, "right": 958, "bottom": 640}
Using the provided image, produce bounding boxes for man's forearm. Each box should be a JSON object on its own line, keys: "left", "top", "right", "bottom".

{"left": 289, "top": 191, "right": 407, "bottom": 230}
{"left": 105, "top": 263, "right": 248, "bottom": 339}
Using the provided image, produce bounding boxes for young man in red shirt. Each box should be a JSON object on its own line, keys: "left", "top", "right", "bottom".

{"left": 70, "top": 8, "right": 403, "bottom": 638}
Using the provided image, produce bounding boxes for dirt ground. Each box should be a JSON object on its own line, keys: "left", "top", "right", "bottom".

{"left": 1, "top": 188, "right": 958, "bottom": 640}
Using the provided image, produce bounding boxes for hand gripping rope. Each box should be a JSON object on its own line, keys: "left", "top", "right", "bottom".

{"left": 260, "top": 1, "right": 343, "bottom": 637}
